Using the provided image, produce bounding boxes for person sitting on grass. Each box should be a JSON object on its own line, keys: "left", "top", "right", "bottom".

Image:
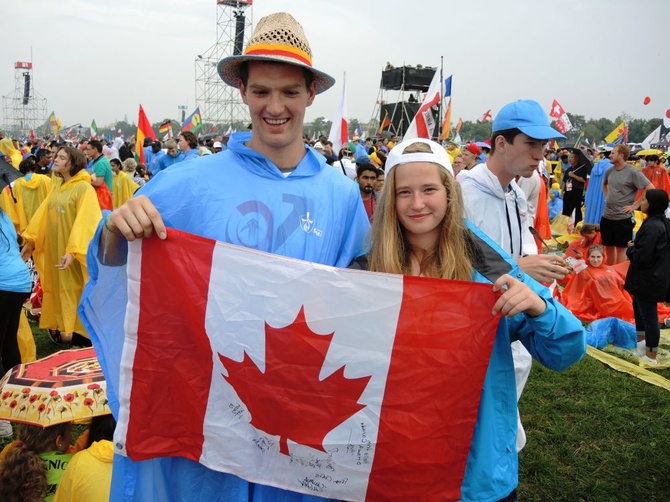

{"left": 564, "top": 223, "right": 601, "bottom": 260}
{"left": 0, "top": 422, "right": 73, "bottom": 502}
{"left": 54, "top": 415, "right": 116, "bottom": 502}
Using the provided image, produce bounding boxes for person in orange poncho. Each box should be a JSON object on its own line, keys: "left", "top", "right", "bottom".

{"left": 561, "top": 245, "right": 635, "bottom": 323}
{"left": 562, "top": 243, "right": 670, "bottom": 325}
{"left": 637, "top": 155, "right": 670, "bottom": 199}
{"left": 20, "top": 147, "right": 102, "bottom": 344}
{"left": 564, "top": 224, "right": 602, "bottom": 260}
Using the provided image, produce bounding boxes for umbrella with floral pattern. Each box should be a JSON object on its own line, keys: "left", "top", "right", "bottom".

{"left": 0, "top": 347, "right": 109, "bottom": 427}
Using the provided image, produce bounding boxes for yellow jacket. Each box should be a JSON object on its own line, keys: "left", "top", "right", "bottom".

{"left": 0, "top": 138, "right": 23, "bottom": 168}
{"left": 1, "top": 173, "right": 52, "bottom": 233}
{"left": 23, "top": 169, "right": 102, "bottom": 335}
{"left": 53, "top": 440, "right": 114, "bottom": 502}
{"left": 112, "top": 171, "right": 139, "bottom": 209}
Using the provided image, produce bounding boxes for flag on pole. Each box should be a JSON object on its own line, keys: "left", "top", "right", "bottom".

{"left": 107, "top": 229, "right": 500, "bottom": 501}
{"left": 159, "top": 120, "right": 173, "bottom": 140}
{"left": 181, "top": 107, "right": 202, "bottom": 133}
{"left": 664, "top": 105, "right": 670, "bottom": 128}
{"left": 327, "top": 77, "right": 348, "bottom": 154}
{"left": 604, "top": 122, "right": 626, "bottom": 144}
{"left": 378, "top": 109, "right": 392, "bottom": 135}
{"left": 441, "top": 98, "right": 452, "bottom": 140}
{"left": 573, "top": 131, "right": 585, "bottom": 148}
{"left": 478, "top": 109, "right": 492, "bottom": 123}
{"left": 404, "top": 69, "right": 442, "bottom": 139}
{"left": 455, "top": 118, "right": 464, "bottom": 134}
{"left": 90, "top": 119, "right": 98, "bottom": 139}
{"left": 549, "top": 100, "right": 572, "bottom": 134}
{"left": 444, "top": 75, "right": 452, "bottom": 98}
{"left": 135, "top": 105, "right": 157, "bottom": 164}
{"left": 552, "top": 140, "right": 560, "bottom": 151}
{"left": 641, "top": 125, "right": 662, "bottom": 150}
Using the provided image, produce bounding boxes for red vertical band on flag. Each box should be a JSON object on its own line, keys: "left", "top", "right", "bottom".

{"left": 366, "top": 276, "right": 499, "bottom": 500}
{"left": 125, "top": 230, "right": 216, "bottom": 462}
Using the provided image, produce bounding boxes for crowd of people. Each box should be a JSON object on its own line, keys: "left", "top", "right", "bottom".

{"left": 0, "top": 9, "right": 667, "bottom": 501}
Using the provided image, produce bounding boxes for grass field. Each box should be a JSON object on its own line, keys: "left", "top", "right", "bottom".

{"left": 3, "top": 321, "right": 669, "bottom": 500}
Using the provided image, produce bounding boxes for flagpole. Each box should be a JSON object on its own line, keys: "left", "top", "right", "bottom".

{"left": 437, "top": 56, "right": 443, "bottom": 142}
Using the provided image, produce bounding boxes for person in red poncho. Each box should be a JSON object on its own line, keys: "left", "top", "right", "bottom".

{"left": 561, "top": 245, "right": 635, "bottom": 323}
{"left": 564, "top": 224, "right": 601, "bottom": 260}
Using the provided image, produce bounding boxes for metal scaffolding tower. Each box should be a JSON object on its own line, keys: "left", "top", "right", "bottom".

{"left": 195, "top": 0, "right": 253, "bottom": 131}
{"left": 2, "top": 61, "right": 48, "bottom": 137}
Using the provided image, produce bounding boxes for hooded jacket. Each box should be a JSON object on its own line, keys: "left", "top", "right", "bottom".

{"left": 53, "top": 440, "right": 114, "bottom": 502}
{"left": 459, "top": 162, "right": 536, "bottom": 259}
{"left": 79, "top": 131, "right": 370, "bottom": 502}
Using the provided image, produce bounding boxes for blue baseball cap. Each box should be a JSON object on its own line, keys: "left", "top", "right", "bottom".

{"left": 492, "top": 100, "right": 565, "bottom": 140}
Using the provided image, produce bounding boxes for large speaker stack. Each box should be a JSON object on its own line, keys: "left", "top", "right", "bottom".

{"left": 378, "top": 66, "right": 436, "bottom": 137}
{"left": 22, "top": 73, "right": 30, "bottom": 105}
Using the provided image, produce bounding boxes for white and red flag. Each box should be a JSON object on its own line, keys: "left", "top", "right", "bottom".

{"left": 478, "top": 109, "right": 492, "bottom": 123}
{"left": 549, "top": 99, "right": 565, "bottom": 119}
{"left": 327, "top": 75, "right": 348, "bottom": 154}
{"left": 404, "top": 68, "right": 442, "bottom": 139}
{"left": 549, "top": 99, "right": 572, "bottom": 134}
{"left": 114, "top": 229, "right": 500, "bottom": 501}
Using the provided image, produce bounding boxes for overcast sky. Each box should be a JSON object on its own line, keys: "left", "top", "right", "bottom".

{"left": 2, "top": 0, "right": 668, "bottom": 131}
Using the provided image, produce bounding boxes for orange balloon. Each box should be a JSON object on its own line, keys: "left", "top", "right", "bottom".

{"left": 643, "top": 96, "right": 651, "bottom": 105}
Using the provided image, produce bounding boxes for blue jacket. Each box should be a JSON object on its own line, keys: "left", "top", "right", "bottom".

{"left": 0, "top": 209, "right": 31, "bottom": 293}
{"left": 79, "top": 131, "right": 370, "bottom": 502}
{"left": 348, "top": 222, "right": 585, "bottom": 501}
{"left": 461, "top": 222, "right": 585, "bottom": 501}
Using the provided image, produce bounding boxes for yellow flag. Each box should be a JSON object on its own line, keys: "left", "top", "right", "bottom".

{"left": 604, "top": 122, "right": 625, "bottom": 144}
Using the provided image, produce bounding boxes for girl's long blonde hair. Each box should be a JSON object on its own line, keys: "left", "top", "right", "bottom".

{"left": 367, "top": 142, "right": 474, "bottom": 280}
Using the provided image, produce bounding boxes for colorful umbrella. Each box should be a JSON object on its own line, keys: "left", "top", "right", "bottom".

{"left": 0, "top": 348, "right": 109, "bottom": 427}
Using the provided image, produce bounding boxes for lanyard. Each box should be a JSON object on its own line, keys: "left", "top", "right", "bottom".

{"left": 503, "top": 186, "right": 523, "bottom": 257}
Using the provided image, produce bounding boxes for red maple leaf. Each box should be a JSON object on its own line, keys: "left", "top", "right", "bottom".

{"left": 218, "top": 306, "right": 371, "bottom": 456}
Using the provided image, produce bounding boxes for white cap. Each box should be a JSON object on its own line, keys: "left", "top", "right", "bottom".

{"left": 385, "top": 138, "right": 453, "bottom": 176}
{"left": 313, "top": 141, "right": 324, "bottom": 150}
{"left": 213, "top": 141, "right": 222, "bottom": 149}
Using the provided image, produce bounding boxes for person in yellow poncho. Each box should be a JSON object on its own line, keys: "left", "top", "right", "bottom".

{"left": 110, "top": 158, "right": 139, "bottom": 209}
{"left": 0, "top": 138, "right": 23, "bottom": 168}
{"left": 20, "top": 147, "right": 102, "bottom": 344}
{"left": 1, "top": 156, "right": 52, "bottom": 233}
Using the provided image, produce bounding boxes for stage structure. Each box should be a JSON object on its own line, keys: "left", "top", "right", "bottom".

{"left": 367, "top": 64, "right": 437, "bottom": 138}
{"left": 2, "top": 61, "right": 48, "bottom": 137}
{"left": 195, "top": 0, "right": 253, "bottom": 131}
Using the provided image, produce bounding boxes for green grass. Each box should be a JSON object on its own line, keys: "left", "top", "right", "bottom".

{"left": 518, "top": 357, "right": 670, "bottom": 501}
{"left": 3, "top": 321, "right": 670, "bottom": 499}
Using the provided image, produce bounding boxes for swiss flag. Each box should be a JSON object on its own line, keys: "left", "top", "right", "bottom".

{"left": 549, "top": 99, "right": 565, "bottom": 119}
{"left": 115, "top": 229, "right": 500, "bottom": 501}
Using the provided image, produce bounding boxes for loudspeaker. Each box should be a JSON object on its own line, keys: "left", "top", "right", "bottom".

{"left": 233, "top": 12, "right": 246, "bottom": 56}
{"left": 22, "top": 73, "right": 30, "bottom": 105}
{"left": 380, "top": 102, "right": 421, "bottom": 137}
{"left": 381, "top": 66, "right": 436, "bottom": 91}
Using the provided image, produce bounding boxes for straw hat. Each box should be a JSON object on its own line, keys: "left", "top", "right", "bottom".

{"left": 217, "top": 12, "right": 335, "bottom": 94}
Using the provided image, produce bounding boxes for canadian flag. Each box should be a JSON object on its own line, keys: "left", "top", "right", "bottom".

{"left": 404, "top": 68, "right": 442, "bottom": 139}
{"left": 114, "top": 229, "right": 500, "bottom": 501}
{"left": 327, "top": 77, "right": 348, "bottom": 154}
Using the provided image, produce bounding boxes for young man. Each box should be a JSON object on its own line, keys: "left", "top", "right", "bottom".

{"left": 81, "top": 12, "right": 369, "bottom": 502}
{"left": 85, "top": 140, "right": 113, "bottom": 193}
{"left": 356, "top": 162, "right": 378, "bottom": 221}
{"left": 460, "top": 100, "right": 570, "bottom": 283}
{"left": 459, "top": 99, "right": 572, "bottom": 457}
{"left": 601, "top": 144, "right": 654, "bottom": 264}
